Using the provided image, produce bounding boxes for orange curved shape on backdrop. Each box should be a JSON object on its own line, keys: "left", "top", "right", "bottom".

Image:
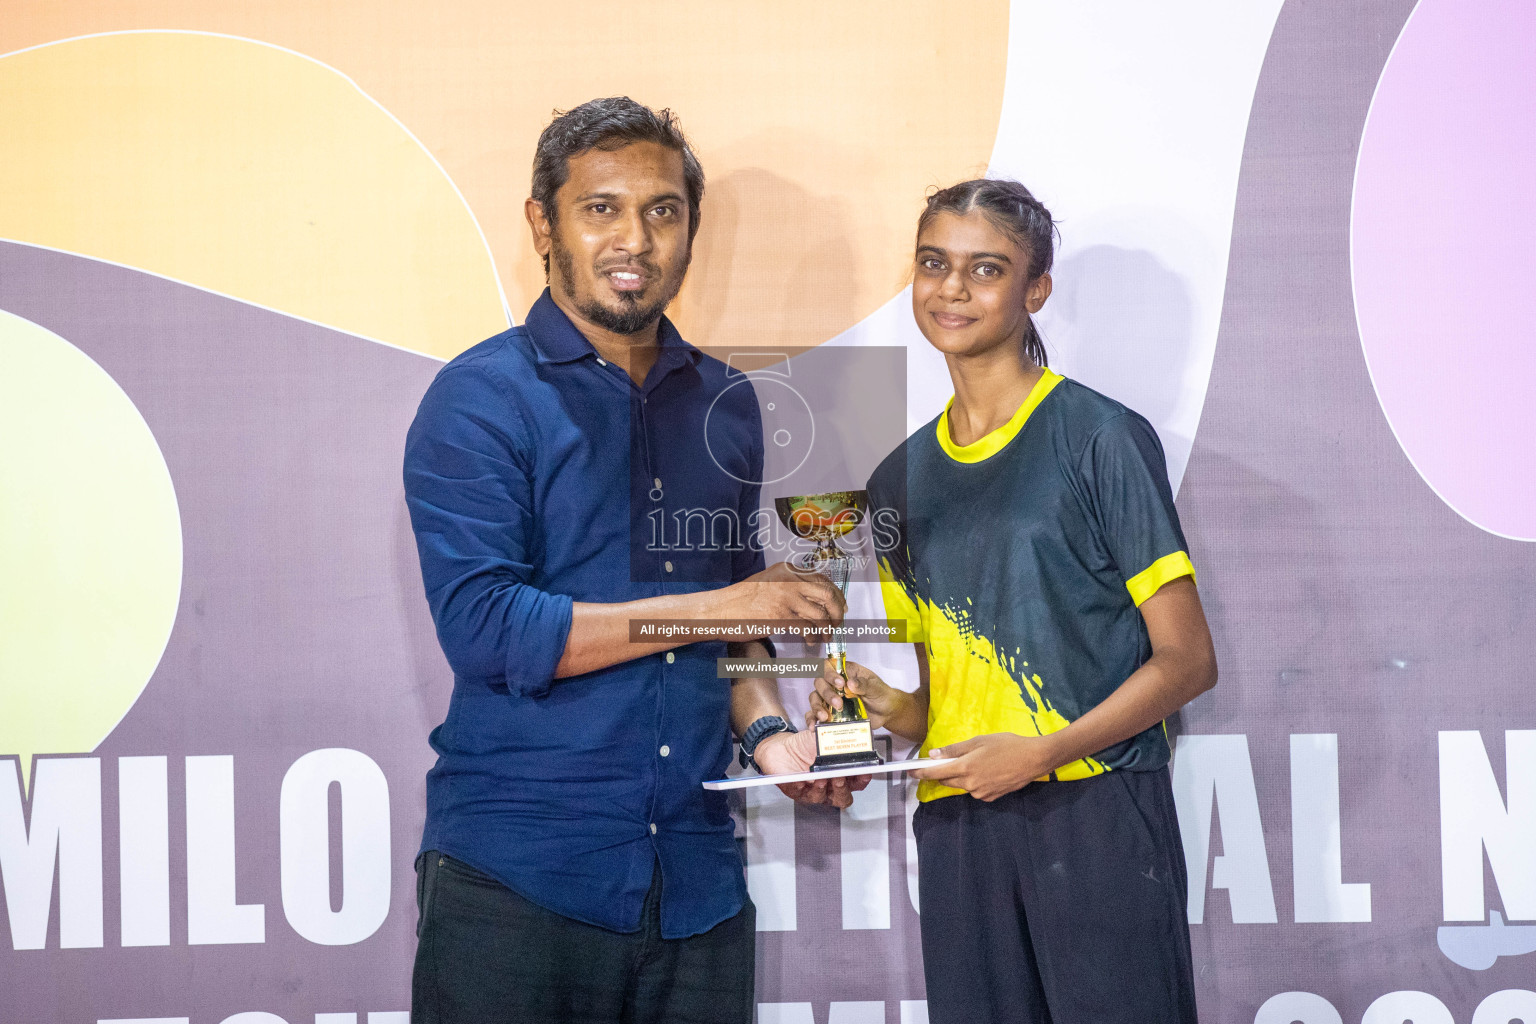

{"left": 0, "top": 33, "right": 507, "bottom": 359}
{"left": 2, "top": 2, "right": 1007, "bottom": 355}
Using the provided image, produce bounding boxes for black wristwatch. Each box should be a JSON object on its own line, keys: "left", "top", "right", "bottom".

{"left": 739, "top": 715, "right": 796, "bottom": 772}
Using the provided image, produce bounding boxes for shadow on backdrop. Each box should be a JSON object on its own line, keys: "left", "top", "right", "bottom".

{"left": 1044, "top": 244, "right": 1196, "bottom": 435}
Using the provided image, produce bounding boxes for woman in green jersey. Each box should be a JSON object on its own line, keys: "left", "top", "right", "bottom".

{"left": 811, "top": 179, "right": 1216, "bottom": 1024}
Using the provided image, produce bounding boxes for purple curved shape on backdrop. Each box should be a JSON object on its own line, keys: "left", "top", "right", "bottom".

{"left": 0, "top": 241, "right": 909, "bottom": 1017}
{"left": 1352, "top": 0, "right": 1536, "bottom": 540}
{"left": 0, "top": 240, "right": 446, "bottom": 1018}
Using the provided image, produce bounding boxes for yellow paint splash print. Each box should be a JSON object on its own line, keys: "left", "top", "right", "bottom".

{"left": 879, "top": 558, "right": 1106, "bottom": 802}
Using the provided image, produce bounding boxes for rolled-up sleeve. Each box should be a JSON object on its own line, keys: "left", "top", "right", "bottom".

{"left": 403, "top": 364, "right": 573, "bottom": 697}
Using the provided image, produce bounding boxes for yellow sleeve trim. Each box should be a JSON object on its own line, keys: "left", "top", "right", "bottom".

{"left": 937, "top": 368, "right": 1064, "bottom": 464}
{"left": 1125, "top": 550, "right": 1196, "bottom": 606}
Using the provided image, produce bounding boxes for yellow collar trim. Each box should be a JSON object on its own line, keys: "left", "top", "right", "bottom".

{"left": 937, "top": 368, "right": 1064, "bottom": 464}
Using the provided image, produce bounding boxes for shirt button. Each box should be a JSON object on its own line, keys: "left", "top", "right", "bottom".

{"left": 596, "top": 357, "right": 607, "bottom": 366}
{"left": 664, "top": 561, "right": 674, "bottom": 573}
{"left": 665, "top": 652, "right": 675, "bottom": 664}
{"left": 650, "top": 823, "right": 658, "bottom": 835}
{"left": 660, "top": 745, "right": 671, "bottom": 757}
{"left": 654, "top": 477, "right": 663, "bottom": 489}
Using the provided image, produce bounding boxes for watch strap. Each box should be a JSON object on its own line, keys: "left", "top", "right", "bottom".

{"left": 739, "top": 715, "right": 796, "bottom": 771}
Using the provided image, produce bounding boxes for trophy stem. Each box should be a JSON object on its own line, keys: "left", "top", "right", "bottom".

{"left": 816, "top": 551, "right": 865, "bottom": 720}
{"left": 818, "top": 553, "right": 851, "bottom": 657}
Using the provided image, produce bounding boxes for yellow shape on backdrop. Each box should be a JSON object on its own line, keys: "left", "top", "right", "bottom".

{"left": 0, "top": 32, "right": 507, "bottom": 359}
{"left": 0, "top": 311, "right": 183, "bottom": 791}
{"left": 0, "top": 7, "right": 1007, "bottom": 354}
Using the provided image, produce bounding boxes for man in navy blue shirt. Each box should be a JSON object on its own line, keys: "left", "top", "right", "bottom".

{"left": 404, "top": 97, "right": 845, "bottom": 1024}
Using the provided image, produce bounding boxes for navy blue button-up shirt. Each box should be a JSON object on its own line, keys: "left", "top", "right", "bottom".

{"left": 403, "top": 291, "right": 766, "bottom": 938}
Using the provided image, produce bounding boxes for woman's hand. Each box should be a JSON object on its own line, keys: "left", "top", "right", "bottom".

{"left": 808, "top": 658, "right": 904, "bottom": 731}
{"left": 751, "top": 728, "right": 868, "bottom": 809}
{"left": 913, "top": 733, "right": 1060, "bottom": 801}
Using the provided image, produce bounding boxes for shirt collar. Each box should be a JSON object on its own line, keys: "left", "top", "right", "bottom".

{"left": 525, "top": 288, "right": 703, "bottom": 369}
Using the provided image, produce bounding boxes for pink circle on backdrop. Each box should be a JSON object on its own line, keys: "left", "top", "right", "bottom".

{"left": 1352, "top": 0, "right": 1536, "bottom": 541}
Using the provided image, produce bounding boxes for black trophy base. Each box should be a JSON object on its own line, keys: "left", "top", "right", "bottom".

{"left": 811, "top": 750, "right": 886, "bottom": 771}
{"left": 810, "top": 718, "right": 885, "bottom": 771}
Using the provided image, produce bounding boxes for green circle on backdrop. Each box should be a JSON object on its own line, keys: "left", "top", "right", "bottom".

{"left": 0, "top": 309, "right": 182, "bottom": 788}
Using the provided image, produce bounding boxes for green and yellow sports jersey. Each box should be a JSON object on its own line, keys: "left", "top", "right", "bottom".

{"left": 867, "top": 369, "right": 1194, "bottom": 802}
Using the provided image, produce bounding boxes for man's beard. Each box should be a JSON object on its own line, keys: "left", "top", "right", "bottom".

{"left": 553, "top": 237, "right": 688, "bottom": 336}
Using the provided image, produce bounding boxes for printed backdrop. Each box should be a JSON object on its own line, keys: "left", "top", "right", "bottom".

{"left": 2, "top": 2, "right": 1534, "bottom": 1022}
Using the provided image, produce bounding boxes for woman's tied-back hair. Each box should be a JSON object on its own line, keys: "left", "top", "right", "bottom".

{"left": 531, "top": 96, "right": 706, "bottom": 274}
{"left": 918, "top": 178, "right": 1058, "bottom": 367}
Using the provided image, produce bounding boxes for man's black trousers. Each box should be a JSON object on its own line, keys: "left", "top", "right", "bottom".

{"left": 412, "top": 851, "right": 755, "bottom": 1024}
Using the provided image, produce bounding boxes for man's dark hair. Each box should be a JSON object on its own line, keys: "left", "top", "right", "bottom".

{"left": 532, "top": 97, "right": 705, "bottom": 272}
{"left": 918, "top": 178, "right": 1059, "bottom": 368}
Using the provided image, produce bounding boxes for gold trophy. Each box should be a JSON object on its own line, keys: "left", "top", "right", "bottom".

{"left": 774, "top": 490, "right": 884, "bottom": 771}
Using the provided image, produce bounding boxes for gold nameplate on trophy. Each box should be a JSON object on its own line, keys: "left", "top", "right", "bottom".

{"left": 816, "top": 720, "right": 875, "bottom": 757}
{"left": 775, "top": 490, "right": 885, "bottom": 772}
{"left": 812, "top": 697, "right": 880, "bottom": 770}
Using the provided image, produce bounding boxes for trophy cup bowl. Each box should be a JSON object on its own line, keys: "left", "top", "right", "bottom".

{"left": 774, "top": 490, "right": 883, "bottom": 771}
{"left": 773, "top": 490, "right": 867, "bottom": 549}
